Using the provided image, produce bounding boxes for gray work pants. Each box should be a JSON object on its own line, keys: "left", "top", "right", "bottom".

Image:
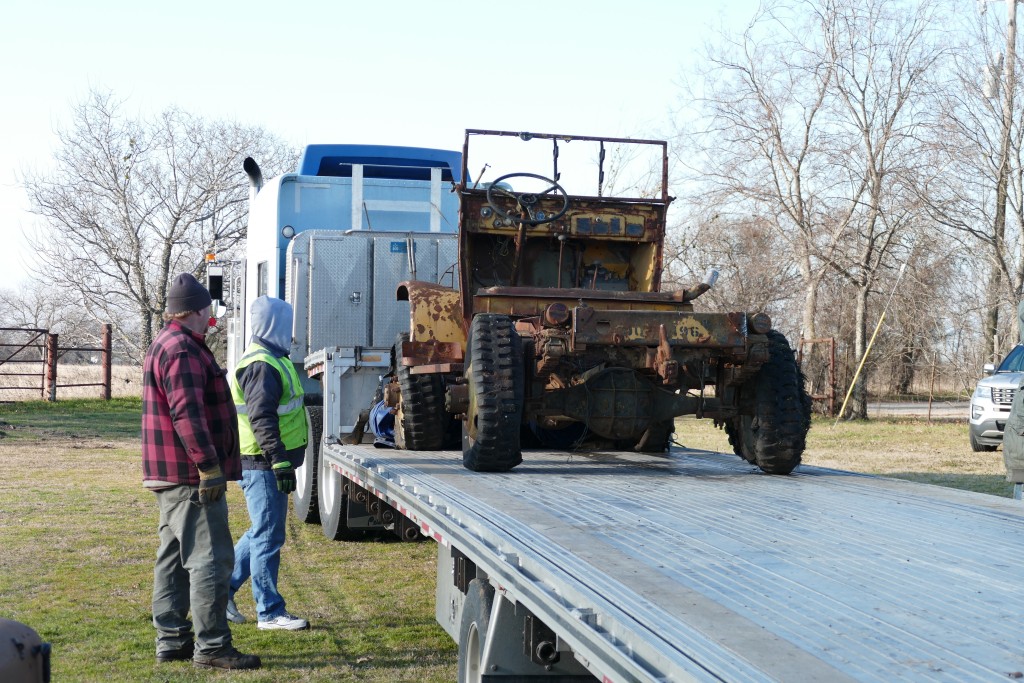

{"left": 151, "top": 485, "right": 234, "bottom": 656}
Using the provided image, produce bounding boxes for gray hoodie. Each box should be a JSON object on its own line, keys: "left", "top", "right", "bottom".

{"left": 236, "top": 296, "right": 304, "bottom": 469}
{"left": 250, "top": 295, "right": 293, "bottom": 356}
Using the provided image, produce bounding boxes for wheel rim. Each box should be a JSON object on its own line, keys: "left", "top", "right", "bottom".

{"left": 296, "top": 414, "right": 314, "bottom": 493}
{"left": 320, "top": 448, "right": 336, "bottom": 514}
{"left": 463, "top": 623, "right": 482, "bottom": 683}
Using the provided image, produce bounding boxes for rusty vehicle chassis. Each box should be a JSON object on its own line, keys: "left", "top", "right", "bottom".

{"left": 402, "top": 288, "right": 769, "bottom": 424}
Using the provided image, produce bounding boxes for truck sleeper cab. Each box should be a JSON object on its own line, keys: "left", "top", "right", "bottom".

{"left": 228, "top": 143, "right": 462, "bottom": 526}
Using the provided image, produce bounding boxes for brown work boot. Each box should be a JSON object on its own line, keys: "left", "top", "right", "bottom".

{"left": 193, "top": 646, "right": 261, "bottom": 670}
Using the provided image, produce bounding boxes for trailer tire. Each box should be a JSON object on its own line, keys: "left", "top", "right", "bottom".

{"left": 728, "top": 330, "right": 812, "bottom": 474}
{"left": 394, "top": 333, "right": 447, "bottom": 450}
{"left": 293, "top": 405, "right": 321, "bottom": 524}
{"left": 318, "top": 435, "right": 363, "bottom": 541}
{"left": 462, "top": 315, "right": 524, "bottom": 472}
{"left": 457, "top": 579, "right": 495, "bottom": 683}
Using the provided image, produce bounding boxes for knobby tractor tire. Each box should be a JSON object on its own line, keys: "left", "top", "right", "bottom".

{"left": 393, "top": 333, "right": 447, "bottom": 450}
{"left": 293, "top": 405, "right": 321, "bottom": 524}
{"left": 462, "top": 314, "right": 525, "bottom": 472}
{"left": 457, "top": 579, "right": 495, "bottom": 683}
{"left": 727, "top": 330, "right": 812, "bottom": 475}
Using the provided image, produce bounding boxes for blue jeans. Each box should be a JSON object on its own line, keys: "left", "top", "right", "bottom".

{"left": 230, "top": 470, "right": 288, "bottom": 621}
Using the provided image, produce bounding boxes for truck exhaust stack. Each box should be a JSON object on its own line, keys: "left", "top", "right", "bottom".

{"left": 243, "top": 156, "right": 263, "bottom": 201}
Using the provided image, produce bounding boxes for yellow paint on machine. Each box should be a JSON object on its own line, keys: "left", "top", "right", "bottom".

{"left": 675, "top": 317, "right": 712, "bottom": 343}
{"left": 409, "top": 287, "right": 465, "bottom": 346}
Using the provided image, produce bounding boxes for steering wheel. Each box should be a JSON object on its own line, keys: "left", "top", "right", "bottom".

{"left": 486, "top": 173, "right": 570, "bottom": 225}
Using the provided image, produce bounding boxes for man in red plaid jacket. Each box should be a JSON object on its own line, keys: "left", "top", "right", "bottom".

{"left": 142, "top": 273, "right": 260, "bottom": 671}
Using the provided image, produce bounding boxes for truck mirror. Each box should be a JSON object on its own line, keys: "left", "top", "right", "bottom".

{"left": 207, "top": 265, "right": 224, "bottom": 302}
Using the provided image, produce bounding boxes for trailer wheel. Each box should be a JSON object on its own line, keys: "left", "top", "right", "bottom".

{"left": 318, "top": 435, "right": 362, "bottom": 541}
{"left": 293, "top": 405, "right": 321, "bottom": 524}
{"left": 729, "top": 330, "right": 812, "bottom": 474}
{"left": 457, "top": 579, "right": 495, "bottom": 683}
{"left": 394, "top": 333, "right": 447, "bottom": 450}
{"left": 462, "top": 314, "right": 524, "bottom": 472}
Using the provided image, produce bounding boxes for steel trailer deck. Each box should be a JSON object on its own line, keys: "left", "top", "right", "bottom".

{"left": 321, "top": 442, "right": 1024, "bottom": 682}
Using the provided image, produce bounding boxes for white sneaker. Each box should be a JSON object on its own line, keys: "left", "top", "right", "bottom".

{"left": 257, "top": 613, "right": 309, "bottom": 631}
{"left": 225, "top": 599, "right": 247, "bottom": 624}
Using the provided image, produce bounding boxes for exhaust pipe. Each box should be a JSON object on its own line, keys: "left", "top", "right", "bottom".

{"left": 243, "top": 157, "right": 263, "bottom": 202}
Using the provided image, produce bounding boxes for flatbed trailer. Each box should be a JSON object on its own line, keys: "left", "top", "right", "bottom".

{"left": 316, "top": 440, "right": 1024, "bottom": 682}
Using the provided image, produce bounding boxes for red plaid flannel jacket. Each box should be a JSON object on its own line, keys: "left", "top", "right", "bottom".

{"left": 141, "top": 320, "right": 241, "bottom": 485}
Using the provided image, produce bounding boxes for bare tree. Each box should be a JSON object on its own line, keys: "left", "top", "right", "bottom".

{"left": 0, "top": 282, "right": 95, "bottom": 361}
{"left": 918, "top": 2, "right": 1024, "bottom": 364}
{"left": 22, "top": 89, "right": 298, "bottom": 360}
{"left": 677, "top": 1, "right": 846, "bottom": 342}
{"left": 678, "top": 0, "right": 950, "bottom": 416}
{"left": 826, "top": 2, "right": 945, "bottom": 415}
{"left": 664, "top": 213, "right": 803, "bottom": 335}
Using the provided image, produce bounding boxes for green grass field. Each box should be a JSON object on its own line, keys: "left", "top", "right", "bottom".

{"left": 0, "top": 399, "right": 456, "bottom": 682}
{"left": 0, "top": 400, "right": 1014, "bottom": 681}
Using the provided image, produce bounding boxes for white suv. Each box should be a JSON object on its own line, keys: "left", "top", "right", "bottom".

{"left": 969, "top": 344, "right": 1024, "bottom": 451}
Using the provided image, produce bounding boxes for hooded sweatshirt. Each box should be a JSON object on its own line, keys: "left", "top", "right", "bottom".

{"left": 236, "top": 296, "right": 305, "bottom": 470}
{"left": 251, "top": 295, "right": 293, "bottom": 355}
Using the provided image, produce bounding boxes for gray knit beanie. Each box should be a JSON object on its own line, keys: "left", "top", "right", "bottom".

{"left": 166, "top": 273, "right": 212, "bottom": 315}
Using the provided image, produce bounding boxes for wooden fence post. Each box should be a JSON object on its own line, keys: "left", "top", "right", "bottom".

{"left": 46, "top": 333, "right": 58, "bottom": 402}
{"left": 101, "top": 324, "right": 112, "bottom": 400}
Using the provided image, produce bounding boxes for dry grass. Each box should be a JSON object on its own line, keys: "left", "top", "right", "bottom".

{"left": 677, "top": 415, "right": 1014, "bottom": 497}
{"left": 0, "top": 399, "right": 456, "bottom": 682}
{"left": 0, "top": 364, "right": 142, "bottom": 401}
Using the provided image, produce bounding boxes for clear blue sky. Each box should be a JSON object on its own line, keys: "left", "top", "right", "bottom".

{"left": 0, "top": 0, "right": 756, "bottom": 290}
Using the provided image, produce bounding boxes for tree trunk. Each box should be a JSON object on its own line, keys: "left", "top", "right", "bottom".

{"left": 985, "top": 268, "right": 1003, "bottom": 362}
{"left": 800, "top": 253, "right": 817, "bottom": 340}
{"left": 141, "top": 307, "right": 154, "bottom": 352}
{"left": 895, "top": 344, "right": 916, "bottom": 395}
{"left": 989, "top": 0, "right": 1018, "bottom": 362}
{"left": 849, "top": 285, "right": 869, "bottom": 419}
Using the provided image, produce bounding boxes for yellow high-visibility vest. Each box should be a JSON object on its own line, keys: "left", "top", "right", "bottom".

{"left": 230, "top": 343, "right": 308, "bottom": 456}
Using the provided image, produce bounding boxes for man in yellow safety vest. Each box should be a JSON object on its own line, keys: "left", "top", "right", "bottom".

{"left": 226, "top": 295, "right": 310, "bottom": 631}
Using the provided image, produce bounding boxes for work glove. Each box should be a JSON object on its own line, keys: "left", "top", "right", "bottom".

{"left": 197, "top": 463, "right": 226, "bottom": 504}
{"left": 271, "top": 460, "right": 296, "bottom": 494}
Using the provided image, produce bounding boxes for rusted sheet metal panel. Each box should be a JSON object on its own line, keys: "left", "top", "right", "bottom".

{"left": 573, "top": 309, "right": 748, "bottom": 348}
{"left": 401, "top": 340, "right": 463, "bottom": 366}
{"left": 409, "top": 362, "right": 464, "bottom": 375}
{"left": 480, "top": 286, "right": 691, "bottom": 304}
{"left": 460, "top": 191, "right": 666, "bottom": 242}
{"left": 473, "top": 287, "right": 696, "bottom": 318}
{"left": 475, "top": 296, "right": 690, "bottom": 318}
{"left": 397, "top": 280, "right": 465, "bottom": 345}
